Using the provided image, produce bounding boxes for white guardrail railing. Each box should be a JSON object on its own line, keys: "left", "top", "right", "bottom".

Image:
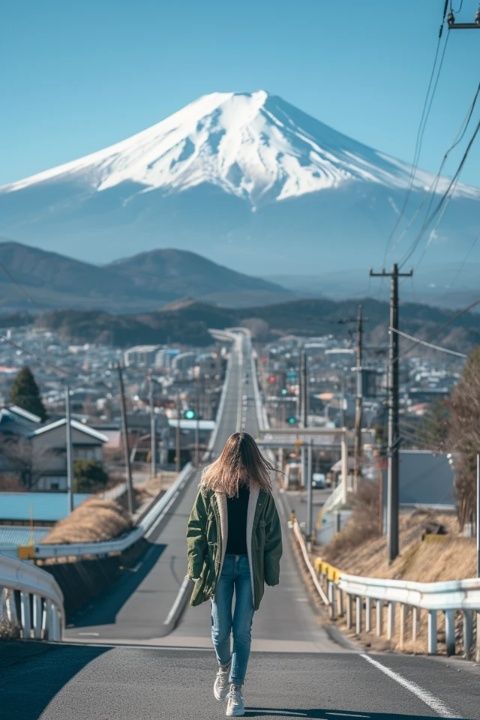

{"left": 0, "top": 554, "right": 64, "bottom": 641}
{"left": 225, "top": 335, "right": 480, "bottom": 662}
{"left": 17, "top": 330, "right": 236, "bottom": 563}
{"left": 3, "top": 329, "right": 238, "bottom": 645}
{"left": 291, "top": 519, "right": 480, "bottom": 659}
{"left": 17, "top": 461, "right": 195, "bottom": 561}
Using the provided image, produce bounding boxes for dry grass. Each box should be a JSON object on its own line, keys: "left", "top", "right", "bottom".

{"left": 0, "top": 617, "right": 20, "bottom": 640}
{"left": 134, "top": 471, "right": 177, "bottom": 509}
{"left": 322, "top": 508, "right": 476, "bottom": 582}
{"left": 39, "top": 472, "right": 178, "bottom": 547}
{"left": 318, "top": 503, "right": 477, "bottom": 655}
{"left": 41, "top": 497, "right": 132, "bottom": 545}
{"left": 325, "top": 479, "right": 381, "bottom": 560}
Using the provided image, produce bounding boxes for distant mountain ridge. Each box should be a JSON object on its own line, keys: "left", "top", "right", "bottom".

{"left": 35, "top": 296, "right": 480, "bottom": 351}
{"left": 0, "top": 240, "right": 292, "bottom": 312}
{"left": 1, "top": 90, "right": 478, "bottom": 292}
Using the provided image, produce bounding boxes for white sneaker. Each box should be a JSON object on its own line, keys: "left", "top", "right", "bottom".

{"left": 213, "top": 664, "right": 231, "bottom": 701}
{"left": 226, "top": 684, "right": 245, "bottom": 717}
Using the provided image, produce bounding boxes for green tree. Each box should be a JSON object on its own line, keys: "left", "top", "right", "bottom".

{"left": 448, "top": 347, "right": 480, "bottom": 529}
{"left": 74, "top": 459, "right": 109, "bottom": 492}
{"left": 9, "top": 366, "right": 46, "bottom": 422}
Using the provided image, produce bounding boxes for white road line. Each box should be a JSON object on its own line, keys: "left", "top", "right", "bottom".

{"left": 360, "top": 653, "right": 462, "bottom": 719}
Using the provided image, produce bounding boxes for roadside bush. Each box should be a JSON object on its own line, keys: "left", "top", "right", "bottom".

{"left": 74, "top": 459, "right": 109, "bottom": 492}
{"left": 324, "top": 477, "right": 381, "bottom": 560}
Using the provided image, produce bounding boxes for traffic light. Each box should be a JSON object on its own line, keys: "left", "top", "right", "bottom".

{"left": 287, "top": 416, "right": 298, "bottom": 425}
{"left": 183, "top": 408, "right": 197, "bottom": 420}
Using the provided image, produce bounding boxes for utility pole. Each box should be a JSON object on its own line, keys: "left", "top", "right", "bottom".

{"left": 175, "top": 393, "right": 181, "bottom": 473}
{"left": 149, "top": 373, "right": 156, "bottom": 479}
{"left": 300, "top": 348, "right": 308, "bottom": 429}
{"left": 300, "top": 347, "right": 313, "bottom": 541}
{"left": 370, "top": 264, "right": 413, "bottom": 563}
{"left": 353, "top": 304, "right": 364, "bottom": 493}
{"left": 116, "top": 362, "right": 134, "bottom": 515}
{"left": 306, "top": 439, "right": 313, "bottom": 543}
{"left": 194, "top": 379, "right": 200, "bottom": 467}
{"left": 65, "top": 385, "right": 74, "bottom": 513}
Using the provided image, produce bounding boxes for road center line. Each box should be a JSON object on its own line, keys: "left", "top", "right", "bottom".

{"left": 360, "top": 653, "right": 461, "bottom": 719}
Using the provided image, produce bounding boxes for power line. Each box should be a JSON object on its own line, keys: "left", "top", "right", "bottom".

{"left": 399, "top": 114, "right": 480, "bottom": 268}
{"left": 394, "top": 296, "right": 480, "bottom": 362}
{"left": 447, "top": 235, "right": 480, "bottom": 290}
{"left": 382, "top": 4, "right": 450, "bottom": 265}
{"left": 393, "top": 78, "right": 480, "bottom": 268}
{"left": 389, "top": 327, "right": 468, "bottom": 358}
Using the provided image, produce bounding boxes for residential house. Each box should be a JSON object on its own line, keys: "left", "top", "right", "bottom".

{"left": 30, "top": 419, "right": 108, "bottom": 491}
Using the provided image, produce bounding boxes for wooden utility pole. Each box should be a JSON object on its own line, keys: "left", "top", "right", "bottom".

{"left": 353, "top": 304, "right": 363, "bottom": 493}
{"left": 370, "top": 264, "right": 412, "bottom": 563}
{"left": 116, "top": 362, "right": 134, "bottom": 515}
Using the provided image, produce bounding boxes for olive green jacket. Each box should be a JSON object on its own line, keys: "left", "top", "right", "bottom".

{"left": 186, "top": 482, "right": 282, "bottom": 610}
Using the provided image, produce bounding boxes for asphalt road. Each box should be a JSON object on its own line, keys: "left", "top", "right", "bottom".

{"left": 2, "top": 642, "right": 480, "bottom": 719}
{"left": 64, "top": 331, "right": 335, "bottom": 651}
{"left": 2, "top": 332, "right": 479, "bottom": 720}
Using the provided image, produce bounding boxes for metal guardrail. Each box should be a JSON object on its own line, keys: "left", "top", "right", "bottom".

{"left": 335, "top": 570, "right": 480, "bottom": 657}
{"left": 290, "top": 519, "right": 480, "bottom": 659}
{"left": 5, "top": 329, "right": 239, "bottom": 643}
{"left": 18, "top": 461, "right": 195, "bottom": 561}
{"left": 0, "top": 554, "right": 64, "bottom": 640}
{"left": 16, "top": 329, "right": 239, "bottom": 563}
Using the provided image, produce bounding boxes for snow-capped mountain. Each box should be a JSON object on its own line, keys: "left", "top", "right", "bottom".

{"left": 5, "top": 90, "right": 477, "bottom": 204}
{"left": 1, "top": 90, "right": 479, "bottom": 296}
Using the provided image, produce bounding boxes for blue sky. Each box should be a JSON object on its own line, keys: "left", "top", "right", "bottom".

{"left": 1, "top": 0, "right": 479, "bottom": 186}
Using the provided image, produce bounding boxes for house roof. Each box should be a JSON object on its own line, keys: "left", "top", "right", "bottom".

{"left": 0, "top": 406, "right": 41, "bottom": 437}
{"left": 32, "top": 418, "right": 108, "bottom": 443}
{"left": 8, "top": 405, "right": 42, "bottom": 423}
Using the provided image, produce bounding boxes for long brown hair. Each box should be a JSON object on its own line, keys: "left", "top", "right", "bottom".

{"left": 201, "top": 432, "right": 274, "bottom": 497}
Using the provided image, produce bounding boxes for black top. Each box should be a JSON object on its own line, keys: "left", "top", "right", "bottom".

{"left": 226, "top": 484, "right": 249, "bottom": 555}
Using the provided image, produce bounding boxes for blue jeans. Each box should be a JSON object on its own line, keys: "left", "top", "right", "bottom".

{"left": 210, "top": 553, "right": 255, "bottom": 685}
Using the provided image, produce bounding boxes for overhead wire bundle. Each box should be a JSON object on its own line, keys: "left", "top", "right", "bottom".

{"left": 381, "top": 0, "right": 452, "bottom": 267}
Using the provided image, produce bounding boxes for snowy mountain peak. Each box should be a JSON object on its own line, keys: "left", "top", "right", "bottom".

{"left": 3, "top": 90, "right": 479, "bottom": 206}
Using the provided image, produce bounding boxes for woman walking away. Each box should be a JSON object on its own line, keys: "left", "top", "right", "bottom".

{"left": 186, "top": 432, "right": 282, "bottom": 717}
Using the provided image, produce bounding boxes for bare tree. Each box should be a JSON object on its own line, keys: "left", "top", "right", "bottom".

{"left": 448, "top": 347, "right": 480, "bottom": 529}
{"left": 0, "top": 436, "right": 56, "bottom": 490}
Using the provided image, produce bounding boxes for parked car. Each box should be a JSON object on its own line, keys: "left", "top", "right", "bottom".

{"left": 312, "top": 472, "right": 326, "bottom": 489}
